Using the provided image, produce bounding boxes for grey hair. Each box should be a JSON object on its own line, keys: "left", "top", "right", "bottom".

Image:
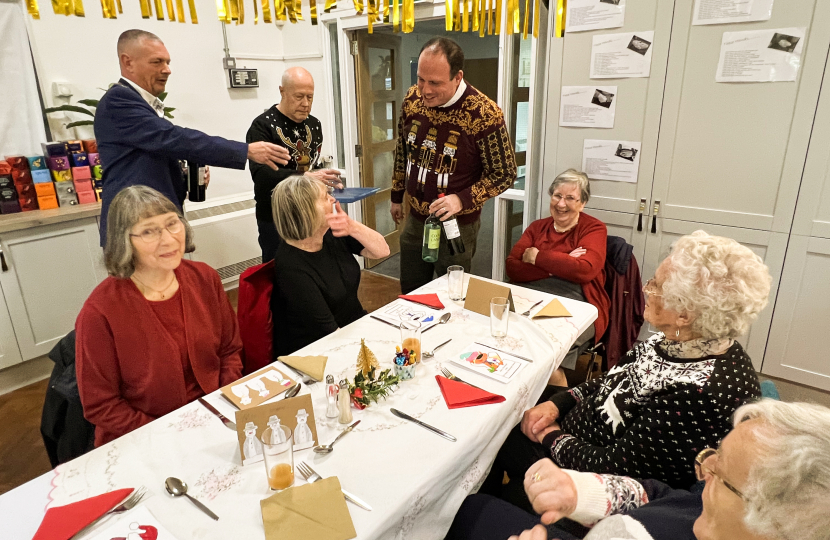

{"left": 733, "top": 400, "right": 830, "bottom": 540}
{"left": 117, "top": 29, "right": 161, "bottom": 56}
{"left": 661, "top": 230, "right": 771, "bottom": 339}
{"left": 271, "top": 174, "right": 324, "bottom": 241}
{"left": 548, "top": 169, "right": 590, "bottom": 203}
{"left": 104, "top": 185, "right": 194, "bottom": 278}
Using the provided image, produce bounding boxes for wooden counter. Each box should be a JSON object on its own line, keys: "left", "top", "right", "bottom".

{"left": 0, "top": 202, "right": 102, "bottom": 235}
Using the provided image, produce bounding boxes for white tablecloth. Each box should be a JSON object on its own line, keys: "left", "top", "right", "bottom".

{"left": 2, "top": 275, "right": 596, "bottom": 540}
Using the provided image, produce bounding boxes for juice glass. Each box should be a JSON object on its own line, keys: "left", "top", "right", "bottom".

{"left": 262, "top": 425, "right": 293, "bottom": 491}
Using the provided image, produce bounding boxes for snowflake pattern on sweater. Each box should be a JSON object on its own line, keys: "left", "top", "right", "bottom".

{"left": 547, "top": 333, "right": 760, "bottom": 488}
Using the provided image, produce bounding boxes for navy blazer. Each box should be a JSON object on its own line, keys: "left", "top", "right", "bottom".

{"left": 94, "top": 79, "right": 248, "bottom": 245}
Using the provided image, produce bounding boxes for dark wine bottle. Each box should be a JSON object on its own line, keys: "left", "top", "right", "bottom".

{"left": 438, "top": 193, "right": 465, "bottom": 256}
{"left": 187, "top": 162, "right": 206, "bottom": 202}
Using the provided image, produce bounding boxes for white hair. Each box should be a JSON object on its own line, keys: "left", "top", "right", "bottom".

{"left": 734, "top": 400, "right": 830, "bottom": 540}
{"left": 661, "top": 230, "right": 771, "bottom": 339}
{"left": 548, "top": 169, "right": 590, "bottom": 203}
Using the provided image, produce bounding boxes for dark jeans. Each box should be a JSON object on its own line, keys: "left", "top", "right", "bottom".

{"left": 445, "top": 494, "right": 581, "bottom": 540}
{"left": 398, "top": 215, "right": 480, "bottom": 294}
{"left": 257, "top": 220, "right": 282, "bottom": 263}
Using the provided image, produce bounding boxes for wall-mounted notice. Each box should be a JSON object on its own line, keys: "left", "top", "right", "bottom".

{"left": 560, "top": 86, "right": 617, "bottom": 129}
{"left": 716, "top": 28, "right": 806, "bottom": 83}
{"left": 582, "top": 139, "right": 641, "bottom": 183}
{"left": 565, "top": 0, "right": 625, "bottom": 33}
{"left": 590, "top": 31, "right": 655, "bottom": 79}
{"left": 693, "top": 0, "right": 773, "bottom": 26}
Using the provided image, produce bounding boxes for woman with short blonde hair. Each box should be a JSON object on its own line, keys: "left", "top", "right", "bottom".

{"left": 270, "top": 175, "right": 390, "bottom": 356}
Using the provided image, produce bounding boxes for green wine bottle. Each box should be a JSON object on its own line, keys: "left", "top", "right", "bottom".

{"left": 422, "top": 210, "right": 441, "bottom": 262}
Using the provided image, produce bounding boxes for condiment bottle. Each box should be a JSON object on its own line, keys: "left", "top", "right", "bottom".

{"left": 326, "top": 375, "right": 338, "bottom": 418}
{"left": 337, "top": 379, "right": 353, "bottom": 424}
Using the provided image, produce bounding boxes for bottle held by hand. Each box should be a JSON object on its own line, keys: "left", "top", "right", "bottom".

{"left": 187, "top": 162, "right": 206, "bottom": 202}
{"left": 422, "top": 210, "right": 441, "bottom": 263}
{"left": 438, "top": 193, "right": 465, "bottom": 256}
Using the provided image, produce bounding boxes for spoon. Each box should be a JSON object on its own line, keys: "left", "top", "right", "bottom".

{"left": 423, "top": 339, "right": 452, "bottom": 358}
{"left": 284, "top": 382, "right": 302, "bottom": 399}
{"left": 314, "top": 420, "right": 361, "bottom": 454}
{"left": 436, "top": 313, "right": 452, "bottom": 325}
{"left": 165, "top": 477, "right": 219, "bottom": 521}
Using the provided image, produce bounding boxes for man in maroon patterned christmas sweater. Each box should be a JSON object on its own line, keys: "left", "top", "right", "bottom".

{"left": 390, "top": 37, "right": 517, "bottom": 293}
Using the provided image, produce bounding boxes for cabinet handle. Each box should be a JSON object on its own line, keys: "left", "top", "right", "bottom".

{"left": 0, "top": 248, "right": 7, "bottom": 272}
{"left": 637, "top": 198, "right": 646, "bottom": 232}
{"left": 651, "top": 201, "right": 660, "bottom": 234}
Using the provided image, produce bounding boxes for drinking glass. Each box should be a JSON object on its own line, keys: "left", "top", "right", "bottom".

{"left": 490, "top": 297, "right": 510, "bottom": 338}
{"left": 447, "top": 265, "right": 465, "bottom": 301}
{"left": 400, "top": 317, "right": 423, "bottom": 363}
{"left": 262, "top": 425, "right": 293, "bottom": 491}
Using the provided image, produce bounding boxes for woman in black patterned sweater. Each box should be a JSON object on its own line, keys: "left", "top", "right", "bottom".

{"left": 484, "top": 231, "right": 771, "bottom": 507}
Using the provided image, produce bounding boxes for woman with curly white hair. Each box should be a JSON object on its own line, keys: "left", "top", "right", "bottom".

{"left": 449, "top": 399, "right": 830, "bottom": 540}
{"left": 482, "top": 231, "right": 771, "bottom": 508}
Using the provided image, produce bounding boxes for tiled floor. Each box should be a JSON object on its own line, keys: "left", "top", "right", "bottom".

{"left": 0, "top": 270, "right": 401, "bottom": 496}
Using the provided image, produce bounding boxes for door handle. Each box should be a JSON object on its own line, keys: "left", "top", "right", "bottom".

{"left": 0, "top": 246, "right": 7, "bottom": 272}
{"left": 651, "top": 201, "right": 660, "bottom": 234}
{"left": 637, "top": 198, "right": 646, "bottom": 232}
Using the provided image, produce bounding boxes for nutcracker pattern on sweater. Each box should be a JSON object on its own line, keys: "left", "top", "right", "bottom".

{"left": 392, "top": 84, "right": 516, "bottom": 225}
{"left": 544, "top": 333, "right": 761, "bottom": 489}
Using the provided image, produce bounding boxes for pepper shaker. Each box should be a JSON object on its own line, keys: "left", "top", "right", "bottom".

{"left": 326, "top": 375, "right": 338, "bottom": 418}
{"left": 337, "top": 379, "right": 353, "bottom": 424}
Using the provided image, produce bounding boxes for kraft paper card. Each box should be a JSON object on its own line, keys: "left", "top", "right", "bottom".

{"left": 278, "top": 355, "right": 328, "bottom": 382}
{"left": 235, "top": 394, "right": 319, "bottom": 466}
{"left": 261, "top": 477, "right": 356, "bottom": 540}
{"left": 532, "top": 299, "right": 573, "bottom": 319}
{"left": 464, "top": 277, "right": 515, "bottom": 317}
{"left": 220, "top": 365, "right": 296, "bottom": 410}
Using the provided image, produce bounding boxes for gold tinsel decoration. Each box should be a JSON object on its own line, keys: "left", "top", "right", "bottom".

{"left": 25, "top": 0, "right": 539, "bottom": 39}
{"left": 356, "top": 338, "right": 380, "bottom": 378}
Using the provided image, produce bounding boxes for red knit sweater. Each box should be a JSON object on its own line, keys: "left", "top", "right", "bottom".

{"left": 506, "top": 212, "right": 610, "bottom": 338}
{"left": 76, "top": 260, "right": 243, "bottom": 446}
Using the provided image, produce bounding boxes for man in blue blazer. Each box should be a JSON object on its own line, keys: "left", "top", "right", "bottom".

{"left": 95, "top": 29, "right": 290, "bottom": 246}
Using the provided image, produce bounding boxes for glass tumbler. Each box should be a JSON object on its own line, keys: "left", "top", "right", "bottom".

{"left": 447, "top": 265, "right": 465, "bottom": 301}
{"left": 490, "top": 296, "right": 510, "bottom": 338}
{"left": 262, "top": 425, "right": 294, "bottom": 491}
{"left": 400, "top": 317, "right": 423, "bottom": 363}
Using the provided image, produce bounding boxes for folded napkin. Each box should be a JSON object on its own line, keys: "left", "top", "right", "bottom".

{"left": 32, "top": 487, "right": 133, "bottom": 540}
{"left": 436, "top": 375, "right": 506, "bottom": 408}
{"left": 398, "top": 293, "right": 445, "bottom": 310}
{"left": 261, "top": 477, "right": 356, "bottom": 540}
{"left": 278, "top": 355, "right": 328, "bottom": 382}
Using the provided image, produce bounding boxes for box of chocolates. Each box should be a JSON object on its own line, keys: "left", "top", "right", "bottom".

{"left": 19, "top": 196, "right": 39, "bottom": 212}
{"left": 48, "top": 156, "right": 70, "bottom": 171}
{"left": 31, "top": 170, "right": 51, "bottom": 184}
{"left": 0, "top": 161, "right": 10, "bottom": 175}
{"left": 92, "top": 165, "right": 103, "bottom": 180}
{"left": 0, "top": 186, "right": 19, "bottom": 201}
{"left": 77, "top": 191, "right": 96, "bottom": 204}
{"left": 42, "top": 142, "right": 68, "bottom": 157}
{"left": 0, "top": 175, "right": 12, "bottom": 190}
{"left": 69, "top": 153, "right": 89, "bottom": 167}
{"left": 66, "top": 140, "right": 83, "bottom": 153}
{"left": 27, "top": 156, "right": 47, "bottom": 171}
{"left": 88, "top": 153, "right": 100, "bottom": 166}
{"left": 34, "top": 182, "right": 56, "bottom": 197}
{"left": 12, "top": 169, "right": 32, "bottom": 185}
{"left": 55, "top": 183, "right": 79, "bottom": 206}
{"left": 71, "top": 166, "right": 91, "bottom": 180}
{"left": 74, "top": 179, "right": 93, "bottom": 193}
{"left": 15, "top": 183, "right": 36, "bottom": 199}
{"left": 81, "top": 140, "right": 97, "bottom": 153}
{"left": 51, "top": 170, "right": 73, "bottom": 182}
{"left": 5, "top": 156, "right": 29, "bottom": 170}
{"left": 0, "top": 200, "right": 21, "bottom": 214}
{"left": 37, "top": 195, "right": 59, "bottom": 210}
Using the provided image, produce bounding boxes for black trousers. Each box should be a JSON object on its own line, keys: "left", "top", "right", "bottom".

{"left": 445, "top": 494, "right": 582, "bottom": 540}
{"left": 257, "top": 220, "right": 282, "bottom": 263}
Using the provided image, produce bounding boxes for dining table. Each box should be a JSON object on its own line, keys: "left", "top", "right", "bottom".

{"left": 1, "top": 273, "right": 596, "bottom": 540}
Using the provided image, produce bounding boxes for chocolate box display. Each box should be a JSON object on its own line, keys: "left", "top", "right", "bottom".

{"left": 69, "top": 153, "right": 89, "bottom": 167}
{"left": 77, "top": 191, "right": 96, "bottom": 204}
{"left": 15, "top": 183, "right": 37, "bottom": 199}
{"left": 31, "top": 170, "right": 51, "bottom": 184}
{"left": 0, "top": 186, "right": 19, "bottom": 201}
{"left": 91, "top": 165, "right": 103, "bottom": 180}
{"left": 71, "top": 166, "right": 91, "bottom": 180}
{"left": 5, "top": 156, "right": 29, "bottom": 169}
{"left": 66, "top": 140, "right": 83, "bottom": 153}
{"left": 48, "top": 156, "right": 70, "bottom": 171}
{"left": 12, "top": 169, "right": 32, "bottom": 185}
{"left": 55, "top": 183, "right": 79, "bottom": 206}
{"left": 34, "top": 182, "right": 56, "bottom": 197}
{"left": 0, "top": 161, "right": 10, "bottom": 175}
{"left": 0, "top": 175, "right": 13, "bottom": 189}
{"left": 19, "top": 196, "right": 39, "bottom": 212}
{"left": 0, "top": 200, "right": 21, "bottom": 214}
{"left": 73, "top": 179, "right": 93, "bottom": 193}
{"left": 37, "top": 195, "right": 59, "bottom": 210}
{"left": 42, "top": 142, "right": 68, "bottom": 157}
{"left": 27, "top": 156, "right": 47, "bottom": 171}
{"left": 81, "top": 139, "right": 97, "bottom": 153}
{"left": 51, "top": 170, "right": 73, "bottom": 182}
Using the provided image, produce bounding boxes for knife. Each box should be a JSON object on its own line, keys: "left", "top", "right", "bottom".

{"left": 370, "top": 315, "right": 402, "bottom": 329}
{"left": 198, "top": 398, "right": 237, "bottom": 431}
{"left": 341, "top": 489, "right": 373, "bottom": 511}
{"left": 473, "top": 342, "right": 534, "bottom": 363}
{"left": 390, "top": 408, "right": 456, "bottom": 442}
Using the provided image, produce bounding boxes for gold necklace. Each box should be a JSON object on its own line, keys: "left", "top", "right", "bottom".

{"left": 131, "top": 272, "right": 177, "bottom": 300}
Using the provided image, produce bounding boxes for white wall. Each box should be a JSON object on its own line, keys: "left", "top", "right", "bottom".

{"left": 24, "top": 0, "right": 332, "bottom": 201}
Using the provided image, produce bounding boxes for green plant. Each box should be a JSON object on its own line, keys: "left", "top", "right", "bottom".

{"left": 44, "top": 90, "right": 176, "bottom": 129}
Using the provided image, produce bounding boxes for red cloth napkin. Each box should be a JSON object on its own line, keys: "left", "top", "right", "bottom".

{"left": 33, "top": 488, "right": 134, "bottom": 540}
{"left": 399, "top": 293, "right": 445, "bottom": 310}
{"left": 436, "top": 375, "right": 506, "bottom": 408}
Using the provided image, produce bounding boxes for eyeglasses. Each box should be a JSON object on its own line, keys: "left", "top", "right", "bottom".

{"left": 642, "top": 278, "right": 662, "bottom": 297}
{"left": 551, "top": 193, "right": 581, "bottom": 205}
{"left": 695, "top": 448, "right": 745, "bottom": 500}
{"left": 130, "top": 219, "right": 184, "bottom": 243}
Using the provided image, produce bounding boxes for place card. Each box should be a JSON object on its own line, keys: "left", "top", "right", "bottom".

{"left": 464, "top": 277, "right": 515, "bottom": 317}
{"left": 235, "top": 394, "right": 318, "bottom": 465}
{"left": 220, "top": 365, "right": 296, "bottom": 410}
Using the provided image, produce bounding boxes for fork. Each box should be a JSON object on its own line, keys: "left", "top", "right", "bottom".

{"left": 110, "top": 486, "right": 147, "bottom": 514}
{"left": 296, "top": 462, "right": 372, "bottom": 511}
{"left": 521, "top": 299, "right": 544, "bottom": 317}
{"left": 440, "top": 366, "right": 486, "bottom": 392}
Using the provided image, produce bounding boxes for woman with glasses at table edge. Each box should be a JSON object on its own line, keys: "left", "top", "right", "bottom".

{"left": 482, "top": 231, "right": 771, "bottom": 511}
{"left": 448, "top": 399, "right": 830, "bottom": 540}
{"left": 76, "top": 186, "right": 243, "bottom": 446}
{"left": 505, "top": 169, "right": 610, "bottom": 386}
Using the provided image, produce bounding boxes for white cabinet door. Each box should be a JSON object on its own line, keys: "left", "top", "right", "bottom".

{"left": 762, "top": 235, "right": 830, "bottom": 390}
{"left": 0, "top": 286, "right": 23, "bottom": 370}
{"left": 651, "top": 0, "right": 830, "bottom": 232}
{"left": 0, "top": 218, "right": 107, "bottom": 360}
{"left": 540, "top": 0, "right": 675, "bottom": 216}
{"left": 585, "top": 208, "right": 648, "bottom": 266}
{"left": 639, "top": 219, "right": 787, "bottom": 371}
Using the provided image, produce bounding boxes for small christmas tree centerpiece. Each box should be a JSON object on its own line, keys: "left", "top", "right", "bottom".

{"left": 349, "top": 339, "right": 399, "bottom": 410}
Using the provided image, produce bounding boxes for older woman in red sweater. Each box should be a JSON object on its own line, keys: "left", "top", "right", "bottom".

{"left": 506, "top": 169, "right": 609, "bottom": 383}
{"left": 76, "top": 186, "right": 243, "bottom": 446}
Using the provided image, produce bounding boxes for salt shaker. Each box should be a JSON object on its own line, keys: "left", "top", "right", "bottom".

{"left": 337, "top": 379, "right": 353, "bottom": 424}
{"left": 326, "top": 375, "right": 339, "bottom": 418}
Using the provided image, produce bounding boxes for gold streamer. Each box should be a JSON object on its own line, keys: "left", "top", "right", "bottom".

{"left": 479, "top": 0, "right": 486, "bottom": 36}
{"left": 188, "top": 0, "right": 198, "bottom": 21}
{"left": 166, "top": 0, "right": 176, "bottom": 20}
{"left": 522, "top": 0, "right": 528, "bottom": 39}
{"left": 229, "top": 0, "right": 239, "bottom": 20}
{"left": 295, "top": 0, "right": 303, "bottom": 19}
{"left": 488, "top": 0, "right": 493, "bottom": 35}
{"left": 287, "top": 0, "right": 296, "bottom": 22}
{"left": 495, "top": 0, "right": 502, "bottom": 34}
{"left": 555, "top": 0, "right": 565, "bottom": 37}
{"left": 116, "top": 0, "right": 121, "bottom": 13}
{"left": 532, "top": 0, "right": 539, "bottom": 37}
{"left": 215, "top": 0, "right": 225, "bottom": 19}
{"left": 253, "top": 0, "right": 259, "bottom": 23}
{"left": 324, "top": 0, "right": 335, "bottom": 12}
{"left": 63, "top": 0, "right": 71, "bottom": 15}
{"left": 109, "top": 0, "right": 117, "bottom": 17}
{"left": 512, "top": 0, "right": 520, "bottom": 33}
{"left": 383, "top": 0, "right": 389, "bottom": 22}
{"left": 274, "top": 0, "right": 285, "bottom": 20}
{"left": 98, "top": 0, "right": 109, "bottom": 17}
{"left": 154, "top": 0, "right": 164, "bottom": 19}
{"left": 74, "top": 0, "right": 85, "bottom": 16}
{"left": 223, "top": 0, "right": 231, "bottom": 20}
{"left": 392, "top": 0, "right": 399, "bottom": 31}
{"left": 402, "top": 0, "right": 413, "bottom": 32}
{"left": 139, "top": 0, "right": 151, "bottom": 18}
{"left": 453, "top": 0, "right": 459, "bottom": 30}
{"left": 27, "top": 0, "right": 40, "bottom": 19}
{"left": 369, "top": 0, "right": 376, "bottom": 32}
{"left": 176, "top": 0, "right": 185, "bottom": 21}
{"left": 458, "top": 0, "right": 465, "bottom": 31}
{"left": 447, "top": 0, "right": 454, "bottom": 30}
{"left": 353, "top": 0, "right": 362, "bottom": 14}
{"left": 471, "top": 0, "right": 478, "bottom": 32}
{"left": 261, "top": 0, "right": 271, "bottom": 22}
{"left": 309, "top": 0, "right": 316, "bottom": 23}
{"left": 238, "top": 0, "right": 245, "bottom": 24}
